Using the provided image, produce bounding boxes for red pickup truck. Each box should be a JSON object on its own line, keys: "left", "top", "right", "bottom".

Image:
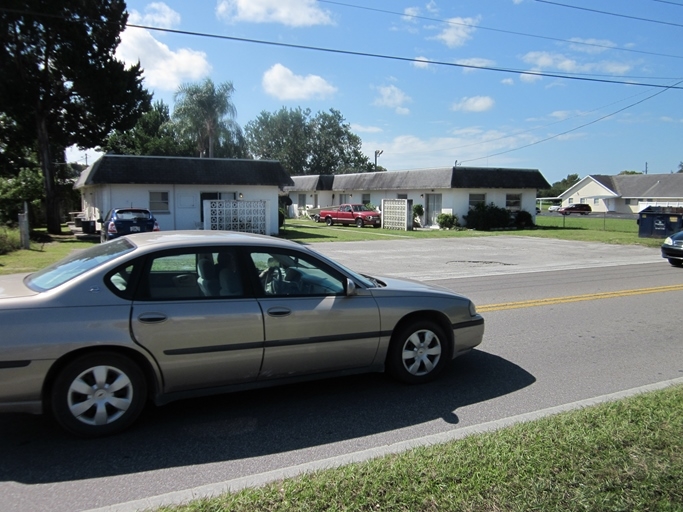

{"left": 319, "top": 204, "right": 382, "bottom": 228}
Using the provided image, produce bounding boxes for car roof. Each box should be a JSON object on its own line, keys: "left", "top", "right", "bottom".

{"left": 123, "top": 230, "right": 303, "bottom": 251}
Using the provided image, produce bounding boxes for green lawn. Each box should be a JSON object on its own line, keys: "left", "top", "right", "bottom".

{"left": 160, "top": 385, "right": 683, "bottom": 512}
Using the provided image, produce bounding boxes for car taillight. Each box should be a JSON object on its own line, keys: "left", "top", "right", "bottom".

{"left": 107, "top": 223, "right": 117, "bottom": 234}
{"left": 153, "top": 221, "right": 160, "bottom": 231}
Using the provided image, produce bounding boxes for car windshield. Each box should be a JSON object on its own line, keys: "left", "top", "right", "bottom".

{"left": 26, "top": 238, "right": 136, "bottom": 291}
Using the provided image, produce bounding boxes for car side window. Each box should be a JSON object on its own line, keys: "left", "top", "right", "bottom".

{"left": 137, "top": 248, "right": 244, "bottom": 300}
{"left": 249, "top": 250, "right": 345, "bottom": 297}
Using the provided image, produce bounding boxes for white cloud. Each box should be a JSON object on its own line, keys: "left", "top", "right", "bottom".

{"left": 501, "top": 78, "right": 514, "bottom": 85}
{"left": 216, "top": 0, "right": 333, "bottom": 27}
{"left": 569, "top": 38, "right": 617, "bottom": 55}
{"left": 520, "top": 72, "right": 542, "bottom": 83}
{"left": 403, "top": 7, "right": 420, "bottom": 22}
{"left": 456, "top": 57, "right": 496, "bottom": 72}
{"left": 434, "top": 16, "right": 480, "bottom": 48}
{"left": 373, "top": 85, "right": 412, "bottom": 115}
{"left": 451, "top": 96, "right": 495, "bottom": 112}
{"left": 351, "top": 124, "right": 383, "bottom": 133}
{"left": 117, "top": 27, "right": 211, "bottom": 91}
{"left": 522, "top": 51, "right": 632, "bottom": 75}
{"left": 128, "top": 2, "right": 180, "bottom": 28}
{"left": 412, "top": 56, "right": 431, "bottom": 69}
{"left": 262, "top": 64, "right": 337, "bottom": 100}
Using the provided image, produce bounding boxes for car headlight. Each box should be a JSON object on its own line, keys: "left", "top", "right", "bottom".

{"left": 469, "top": 301, "right": 478, "bottom": 316}
{"left": 664, "top": 237, "right": 673, "bottom": 245}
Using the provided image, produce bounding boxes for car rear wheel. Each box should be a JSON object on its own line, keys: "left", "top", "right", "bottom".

{"left": 51, "top": 352, "right": 147, "bottom": 437}
{"left": 355, "top": 218, "right": 364, "bottom": 228}
{"left": 387, "top": 321, "right": 450, "bottom": 384}
{"left": 326, "top": 217, "right": 333, "bottom": 226}
{"left": 668, "top": 258, "right": 683, "bottom": 267}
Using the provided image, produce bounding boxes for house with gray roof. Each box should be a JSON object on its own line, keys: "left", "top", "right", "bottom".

{"left": 285, "top": 167, "right": 550, "bottom": 227}
{"left": 75, "top": 155, "right": 293, "bottom": 235}
{"left": 559, "top": 174, "right": 683, "bottom": 214}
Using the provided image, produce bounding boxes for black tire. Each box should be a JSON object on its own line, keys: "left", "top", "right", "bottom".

{"left": 326, "top": 217, "right": 333, "bottom": 226}
{"left": 50, "top": 352, "right": 147, "bottom": 437}
{"left": 355, "top": 218, "right": 364, "bottom": 228}
{"left": 387, "top": 321, "right": 451, "bottom": 384}
{"left": 668, "top": 258, "right": 683, "bottom": 267}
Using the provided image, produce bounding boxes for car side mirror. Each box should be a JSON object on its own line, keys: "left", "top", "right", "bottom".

{"left": 346, "top": 278, "right": 357, "bottom": 296}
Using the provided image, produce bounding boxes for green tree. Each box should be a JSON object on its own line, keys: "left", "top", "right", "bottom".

{"left": 308, "top": 109, "right": 372, "bottom": 174}
{"left": 0, "top": 1, "right": 151, "bottom": 233}
{"left": 245, "top": 107, "right": 311, "bottom": 174}
{"left": 538, "top": 173, "right": 581, "bottom": 198}
{"left": 619, "top": 170, "right": 642, "bottom": 175}
{"left": 677, "top": 162, "right": 683, "bottom": 173}
{"left": 172, "top": 78, "right": 246, "bottom": 158}
{"left": 101, "top": 100, "right": 195, "bottom": 156}
{"left": 245, "top": 107, "right": 372, "bottom": 175}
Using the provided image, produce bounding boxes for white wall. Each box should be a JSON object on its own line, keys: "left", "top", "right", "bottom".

{"left": 80, "top": 184, "right": 282, "bottom": 235}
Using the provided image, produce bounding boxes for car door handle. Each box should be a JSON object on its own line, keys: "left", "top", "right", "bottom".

{"left": 137, "top": 313, "right": 168, "bottom": 324}
{"left": 267, "top": 307, "right": 292, "bottom": 317}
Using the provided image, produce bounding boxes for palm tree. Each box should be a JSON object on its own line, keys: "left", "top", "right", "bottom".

{"left": 173, "top": 78, "right": 243, "bottom": 158}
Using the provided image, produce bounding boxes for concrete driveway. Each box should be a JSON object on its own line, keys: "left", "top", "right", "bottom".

{"left": 309, "top": 235, "right": 661, "bottom": 281}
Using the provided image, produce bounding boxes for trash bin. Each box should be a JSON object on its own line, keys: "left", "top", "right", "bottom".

{"left": 638, "top": 206, "right": 683, "bottom": 238}
{"left": 82, "top": 220, "right": 96, "bottom": 234}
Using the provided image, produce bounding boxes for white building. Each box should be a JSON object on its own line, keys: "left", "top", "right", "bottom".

{"left": 559, "top": 174, "right": 683, "bottom": 214}
{"left": 285, "top": 167, "right": 550, "bottom": 227}
{"left": 74, "top": 155, "right": 293, "bottom": 235}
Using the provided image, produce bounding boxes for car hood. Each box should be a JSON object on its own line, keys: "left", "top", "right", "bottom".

{"left": 368, "top": 275, "right": 468, "bottom": 300}
{"left": 0, "top": 273, "right": 38, "bottom": 299}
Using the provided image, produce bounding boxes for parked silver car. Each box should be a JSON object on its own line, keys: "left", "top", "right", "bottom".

{"left": 0, "top": 231, "right": 484, "bottom": 437}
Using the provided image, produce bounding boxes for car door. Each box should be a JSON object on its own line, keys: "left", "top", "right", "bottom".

{"left": 129, "top": 247, "right": 265, "bottom": 393}
{"left": 247, "top": 248, "right": 381, "bottom": 379}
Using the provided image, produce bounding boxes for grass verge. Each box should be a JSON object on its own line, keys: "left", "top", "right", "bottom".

{"left": 159, "top": 385, "right": 683, "bottom": 511}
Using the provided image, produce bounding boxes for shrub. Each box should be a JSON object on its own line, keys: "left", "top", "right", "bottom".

{"left": 463, "top": 202, "right": 511, "bottom": 231}
{"left": 513, "top": 210, "right": 535, "bottom": 229}
{"left": 412, "top": 204, "right": 424, "bottom": 227}
{"left": 436, "top": 212, "right": 459, "bottom": 229}
{"left": 0, "top": 227, "right": 22, "bottom": 255}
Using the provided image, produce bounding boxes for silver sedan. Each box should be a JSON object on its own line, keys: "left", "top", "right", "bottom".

{"left": 0, "top": 231, "right": 484, "bottom": 437}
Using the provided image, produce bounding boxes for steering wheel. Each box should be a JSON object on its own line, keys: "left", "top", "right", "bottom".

{"left": 264, "top": 266, "right": 283, "bottom": 294}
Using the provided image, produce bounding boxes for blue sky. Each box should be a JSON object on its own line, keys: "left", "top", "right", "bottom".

{"left": 68, "top": 0, "right": 683, "bottom": 184}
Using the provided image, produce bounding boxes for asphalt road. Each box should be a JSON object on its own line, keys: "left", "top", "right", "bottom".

{"left": 2, "top": 236, "right": 682, "bottom": 512}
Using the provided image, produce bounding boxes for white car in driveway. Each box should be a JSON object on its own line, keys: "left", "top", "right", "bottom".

{"left": 548, "top": 205, "right": 562, "bottom": 212}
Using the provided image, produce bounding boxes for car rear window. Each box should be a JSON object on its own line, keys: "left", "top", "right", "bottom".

{"left": 26, "top": 238, "right": 136, "bottom": 292}
{"left": 116, "top": 209, "right": 152, "bottom": 220}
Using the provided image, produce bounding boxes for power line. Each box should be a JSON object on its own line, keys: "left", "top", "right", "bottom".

{"left": 128, "top": 24, "right": 683, "bottom": 90}
{"left": 535, "top": 0, "right": 683, "bottom": 28}
{"left": 318, "top": 0, "right": 683, "bottom": 60}
{"left": 459, "top": 80, "right": 683, "bottom": 164}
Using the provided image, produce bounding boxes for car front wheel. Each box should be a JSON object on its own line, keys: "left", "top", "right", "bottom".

{"left": 387, "top": 321, "right": 451, "bottom": 384}
{"left": 50, "top": 352, "right": 147, "bottom": 437}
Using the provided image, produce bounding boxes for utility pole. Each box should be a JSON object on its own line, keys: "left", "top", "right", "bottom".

{"left": 374, "top": 149, "right": 383, "bottom": 169}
